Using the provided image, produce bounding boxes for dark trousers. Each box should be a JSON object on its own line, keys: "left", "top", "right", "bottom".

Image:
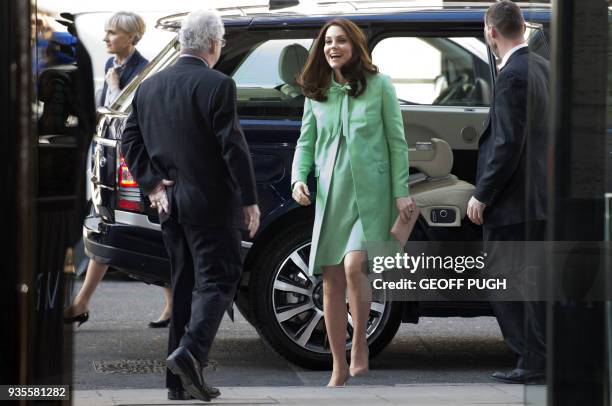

{"left": 161, "top": 214, "right": 242, "bottom": 389}
{"left": 484, "top": 220, "right": 547, "bottom": 372}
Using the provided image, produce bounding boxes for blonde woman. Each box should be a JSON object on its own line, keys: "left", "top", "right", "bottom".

{"left": 65, "top": 12, "right": 171, "bottom": 328}
{"left": 100, "top": 11, "right": 148, "bottom": 106}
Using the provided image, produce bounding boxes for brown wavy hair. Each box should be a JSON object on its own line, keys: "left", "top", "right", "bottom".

{"left": 297, "top": 18, "right": 378, "bottom": 102}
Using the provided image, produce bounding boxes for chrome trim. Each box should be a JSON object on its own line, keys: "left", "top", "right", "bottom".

{"left": 96, "top": 107, "right": 128, "bottom": 120}
{"left": 108, "top": 38, "right": 180, "bottom": 112}
{"left": 118, "top": 195, "right": 141, "bottom": 202}
{"left": 95, "top": 184, "right": 114, "bottom": 191}
{"left": 115, "top": 210, "right": 160, "bottom": 230}
{"left": 525, "top": 22, "right": 544, "bottom": 30}
{"left": 113, "top": 210, "right": 253, "bottom": 250}
{"left": 94, "top": 136, "right": 118, "bottom": 147}
{"left": 156, "top": 3, "right": 272, "bottom": 31}
{"left": 118, "top": 187, "right": 141, "bottom": 199}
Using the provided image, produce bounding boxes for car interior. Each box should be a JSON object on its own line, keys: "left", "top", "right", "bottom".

{"left": 277, "top": 43, "right": 309, "bottom": 98}
{"left": 407, "top": 138, "right": 475, "bottom": 228}
{"left": 235, "top": 42, "right": 309, "bottom": 119}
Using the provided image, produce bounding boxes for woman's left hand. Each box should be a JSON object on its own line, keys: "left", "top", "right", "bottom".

{"left": 396, "top": 196, "right": 417, "bottom": 223}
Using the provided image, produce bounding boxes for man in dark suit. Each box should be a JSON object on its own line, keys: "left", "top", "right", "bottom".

{"left": 121, "top": 9, "right": 260, "bottom": 401}
{"left": 467, "top": 1, "right": 549, "bottom": 384}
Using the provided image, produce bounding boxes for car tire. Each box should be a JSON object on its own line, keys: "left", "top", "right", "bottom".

{"left": 249, "top": 222, "right": 401, "bottom": 369}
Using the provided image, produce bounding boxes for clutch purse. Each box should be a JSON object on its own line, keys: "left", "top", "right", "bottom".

{"left": 391, "top": 206, "right": 420, "bottom": 247}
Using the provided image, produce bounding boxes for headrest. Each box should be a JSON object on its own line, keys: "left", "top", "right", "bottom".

{"left": 409, "top": 138, "right": 454, "bottom": 178}
{"left": 278, "top": 44, "right": 309, "bottom": 86}
{"left": 474, "top": 78, "right": 491, "bottom": 105}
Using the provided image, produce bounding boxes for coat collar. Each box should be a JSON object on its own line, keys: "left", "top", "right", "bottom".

{"left": 499, "top": 45, "right": 529, "bottom": 70}
{"left": 329, "top": 72, "right": 351, "bottom": 93}
{"left": 113, "top": 48, "right": 145, "bottom": 69}
{"left": 125, "top": 49, "right": 145, "bottom": 67}
{"left": 177, "top": 54, "right": 210, "bottom": 68}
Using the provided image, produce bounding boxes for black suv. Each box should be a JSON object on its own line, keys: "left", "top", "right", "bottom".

{"left": 84, "top": 1, "right": 551, "bottom": 368}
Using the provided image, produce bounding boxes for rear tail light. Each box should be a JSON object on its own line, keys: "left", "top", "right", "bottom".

{"left": 117, "top": 155, "right": 144, "bottom": 212}
{"left": 119, "top": 157, "right": 137, "bottom": 187}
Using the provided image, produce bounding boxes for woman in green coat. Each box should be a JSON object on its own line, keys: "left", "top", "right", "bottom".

{"left": 291, "top": 18, "right": 416, "bottom": 386}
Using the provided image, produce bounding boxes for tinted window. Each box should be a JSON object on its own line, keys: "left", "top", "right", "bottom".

{"left": 372, "top": 36, "right": 493, "bottom": 107}
{"left": 233, "top": 38, "right": 313, "bottom": 119}
{"left": 525, "top": 26, "right": 549, "bottom": 61}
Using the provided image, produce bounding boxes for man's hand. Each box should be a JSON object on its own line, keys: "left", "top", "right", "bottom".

{"left": 148, "top": 179, "right": 175, "bottom": 215}
{"left": 467, "top": 195, "right": 487, "bottom": 225}
{"left": 243, "top": 204, "right": 260, "bottom": 238}
{"left": 292, "top": 181, "right": 312, "bottom": 206}
{"left": 395, "top": 196, "right": 417, "bottom": 223}
{"left": 105, "top": 67, "right": 120, "bottom": 91}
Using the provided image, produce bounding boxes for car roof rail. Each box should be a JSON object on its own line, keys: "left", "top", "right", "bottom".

{"left": 315, "top": 0, "right": 552, "bottom": 12}
{"left": 156, "top": 7, "right": 261, "bottom": 32}
{"left": 270, "top": 0, "right": 300, "bottom": 9}
{"left": 156, "top": 1, "right": 302, "bottom": 32}
{"left": 316, "top": 0, "right": 435, "bottom": 11}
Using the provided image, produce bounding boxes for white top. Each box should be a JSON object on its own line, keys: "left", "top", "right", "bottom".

{"left": 499, "top": 43, "right": 528, "bottom": 70}
{"left": 104, "top": 49, "right": 136, "bottom": 107}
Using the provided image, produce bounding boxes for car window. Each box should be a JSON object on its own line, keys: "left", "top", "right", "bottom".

{"left": 233, "top": 38, "right": 313, "bottom": 119}
{"left": 112, "top": 38, "right": 180, "bottom": 113}
{"left": 525, "top": 25, "right": 549, "bottom": 61}
{"left": 489, "top": 25, "right": 550, "bottom": 73}
{"left": 372, "top": 36, "right": 493, "bottom": 107}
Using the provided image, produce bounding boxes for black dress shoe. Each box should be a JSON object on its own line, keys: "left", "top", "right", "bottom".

{"left": 491, "top": 368, "right": 545, "bottom": 384}
{"left": 63, "top": 311, "right": 89, "bottom": 327}
{"left": 148, "top": 318, "right": 170, "bottom": 328}
{"left": 168, "top": 387, "right": 220, "bottom": 400}
{"left": 167, "top": 388, "right": 194, "bottom": 400}
{"left": 166, "top": 347, "right": 217, "bottom": 402}
{"left": 209, "top": 387, "right": 221, "bottom": 398}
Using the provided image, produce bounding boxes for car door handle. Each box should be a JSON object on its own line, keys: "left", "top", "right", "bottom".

{"left": 91, "top": 176, "right": 114, "bottom": 190}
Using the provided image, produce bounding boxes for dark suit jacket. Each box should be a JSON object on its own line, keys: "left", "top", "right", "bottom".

{"left": 121, "top": 56, "right": 257, "bottom": 228}
{"left": 100, "top": 49, "right": 148, "bottom": 106}
{"left": 474, "top": 47, "right": 550, "bottom": 228}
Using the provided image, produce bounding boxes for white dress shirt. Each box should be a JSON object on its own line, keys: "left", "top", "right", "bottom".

{"left": 499, "top": 43, "right": 528, "bottom": 70}
{"left": 104, "top": 49, "right": 136, "bottom": 107}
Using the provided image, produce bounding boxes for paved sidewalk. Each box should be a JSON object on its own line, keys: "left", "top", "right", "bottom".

{"left": 74, "top": 383, "right": 545, "bottom": 405}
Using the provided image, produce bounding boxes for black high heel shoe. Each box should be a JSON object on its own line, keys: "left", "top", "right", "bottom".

{"left": 63, "top": 311, "right": 89, "bottom": 327}
{"left": 148, "top": 318, "right": 171, "bottom": 328}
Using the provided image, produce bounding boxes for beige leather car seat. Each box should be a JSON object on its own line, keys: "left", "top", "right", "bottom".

{"left": 408, "top": 138, "right": 475, "bottom": 226}
{"left": 278, "top": 44, "right": 309, "bottom": 98}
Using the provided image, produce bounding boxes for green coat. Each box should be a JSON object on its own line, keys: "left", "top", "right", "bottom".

{"left": 291, "top": 73, "right": 410, "bottom": 274}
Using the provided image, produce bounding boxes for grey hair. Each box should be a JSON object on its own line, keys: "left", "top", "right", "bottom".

{"left": 105, "top": 11, "right": 146, "bottom": 45}
{"left": 179, "top": 9, "right": 225, "bottom": 53}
